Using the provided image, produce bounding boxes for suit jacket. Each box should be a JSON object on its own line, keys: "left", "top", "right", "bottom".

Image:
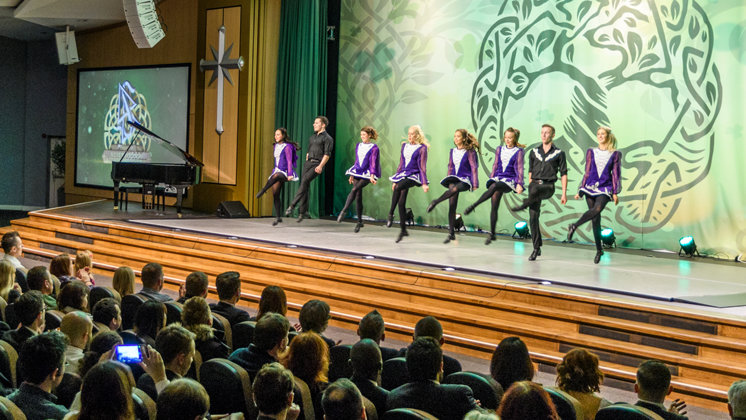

{"left": 2, "top": 327, "right": 36, "bottom": 353}
{"left": 229, "top": 344, "right": 276, "bottom": 379}
{"left": 138, "top": 287, "right": 173, "bottom": 303}
{"left": 635, "top": 400, "right": 689, "bottom": 420}
{"left": 397, "top": 347, "right": 462, "bottom": 377}
{"left": 351, "top": 375, "right": 389, "bottom": 418}
{"left": 209, "top": 301, "right": 252, "bottom": 327}
{"left": 380, "top": 345, "right": 400, "bottom": 362}
{"left": 137, "top": 369, "right": 181, "bottom": 402}
{"left": 387, "top": 380, "right": 478, "bottom": 420}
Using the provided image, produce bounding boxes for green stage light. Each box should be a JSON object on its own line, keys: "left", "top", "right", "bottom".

{"left": 512, "top": 221, "right": 530, "bottom": 239}
{"left": 600, "top": 228, "right": 616, "bottom": 248}
{"left": 679, "top": 235, "right": 699, "bottom": 257}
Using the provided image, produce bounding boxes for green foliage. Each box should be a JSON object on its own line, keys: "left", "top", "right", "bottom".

{"left": 51, "top": 142, "right": 66, "bottom": 178}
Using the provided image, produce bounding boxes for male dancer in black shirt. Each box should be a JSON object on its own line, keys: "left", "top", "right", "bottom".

{"left": 512, "top": 124, "right": 567, "bottom": 261}
{"left": 286, "top": 116, "right": 334, "bottom": 222}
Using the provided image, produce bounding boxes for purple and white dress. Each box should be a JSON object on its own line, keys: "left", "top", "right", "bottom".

{"left": 270, "top": 142, "right": 298, "bottom": 181}
{"left": 345, "top": 142, "right": 381, "bottom": 180}
{"left": 578, "top": 148, "right": 622, "bottom": 197}
{"left": 440, "top": 148, "right": 479, "bottom": 188}
{"left": 487, "top": 146, "right": 524, "bottom": 192}
{"left": 389, "top": 143, "right": 428, "bottom": 185}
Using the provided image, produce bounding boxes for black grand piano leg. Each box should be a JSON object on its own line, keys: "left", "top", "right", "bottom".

{"left": 113, "top": 181, "right": 120, "bottom": 210}
{"left": 176, "top": 188, "right": 184, "bottom": 218}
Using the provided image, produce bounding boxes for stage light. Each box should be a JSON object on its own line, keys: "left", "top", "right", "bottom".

{"left": 405, "top": 208, "right": 415, "bottom": 226}
{"left": 453, "top": 214, "right": 464, "bottom": 232}
{"left": 512, "top": 221, "right": 530, "bottom": 239}
{"left": 679, "top": 235, "right": 699, "bottom": 257}
{"left": 601, "top": 228, "right": 616, "bottom": 248}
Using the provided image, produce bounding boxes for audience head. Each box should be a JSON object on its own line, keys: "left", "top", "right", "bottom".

{"left": 79, "top": 331, "right": 123, "bottom": 378}
{"left": 19, "top": 331, "right": 68, "bottom": 388}
{"left": 155, "top": 323, "right": 196, "bottom": 376}
{"left": 357, "top": 309, "right": 385, "bottom": 343}
{"left": 498, "top": 381, "right": 559, "bottom": 420}
{"left": 490, "top": 336, "right": 535, "bottom": 391}
{"left": 181, "top": 296, "right": 212, "bottom": 328}
{"left": 0, "top": 259, "right": 16, "bottom": 300}
{"left": 58, "top": 280, "right": 90, "bottom": 312}
{"left": 134, "top": 300, "right": 167, "bottom": 340}
{"left": 556, "top": 348, "right": 604, "bottom": 393}
{"left": 156, "top": 378, "right": 210, "bottom": 420}
{"left": 252, "top": 362, "right": 295, "bottom": 416}
{"left": 78, "top": 360, "right": 135, "bottom": 420}
{"left": 636, "top": 360, "right": 673, "bottom": 403}
{"left": 322, "top": 378, "right": 365, "bottom": 420}
{"left": 215, "top": 271, "right": 241, "bottom": 302}
{"left": 464, "top": 410, "right": 500, "bottom": 420}
{"left": 141, "top": 262, "right": 164, "bottom": 290}
{"left": 299, "top": 299, "right": 331, "bottom": 334}
{"left": 729, "top": 380, "right": 746, "bottom": 419}
{"left": 60, "top": 310, "right": 93, "bottom": 349}
{"left": 350, "top": 338, "right": 382, "bottom": 381}
{"left": 413, "top": 315, "right": 444, "bottom": 345}
{"left": 406, "top": 336, "right": 442, "bottom": 382}
{"left": 75, "top": 250, "right": 93, "bottom": 272}
{"left": 27, "top": 265, "right": 53, "bottom": 294}
{"left": 284, "top": 331, "right": 329, "bottom": 385}
{"left": 93, "top": 297, "right": 122, "bottom": 331}
{"left": 254, "top": 312, "right": 290, "bottom": 354}
{"left": 15, "top": 289, "right": 45, "bottom": 328}
{"left": 49, "top": 253, "right": 75, "bottom": 278}
{"left": 184, "top": 271, "right": 208, "bottom": 298}
{"left": 1, "top": 231, "right": 22, "bottom": 256}
{"left": 112, "top": 266, "right": 135, "bottom": 297}
{"left": 256, "top": 285, "right": 288, "bottom": 320}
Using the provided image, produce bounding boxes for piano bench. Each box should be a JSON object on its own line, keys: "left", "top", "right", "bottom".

{"left": 120, "top": 187, "right": 141, "bottom": 211}
{"left": 141, "top": 186, "right": 166, "bottom": 211}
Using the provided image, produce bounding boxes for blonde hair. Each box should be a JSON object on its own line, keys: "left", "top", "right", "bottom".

{"left": 112, "top": 266, "right": 135, "bottom": 297}
{"left": 75, "top": 250, "right": 93, "bottom": 272}
{"left": 182, "top": 296, "right": 212, "bottom": 327}
{"left": 0, "top": 260, "right": 15, "bottom": 302}
{"left": 403, "top": 125, "right": 430, "bottom": 148}
{"left": 598, "top": 126, "right": 617, "bottom": 151}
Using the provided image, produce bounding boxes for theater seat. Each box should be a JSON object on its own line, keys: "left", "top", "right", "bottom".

{"left": 45, "top": 310, "right": 65, "bottom": 332}
{"left": 292, "top": 376, "right": 316, "bottom": 420}
{"left": 595, "top": 403, "right": 665, "bottom": 420}
{"left": 0, "top": 396, "right": 25, "bottom": 420}
{"left": 381, "top": 408, "right": 438, "bottom": 419}
{"left": 200, "top": 358, "right": 255, "bottom": 418}
{"left": 363, "top": 395, "right": 378, "bottom": 420}
{"left": 164, "top": 301, "right": 183, "bottom": 325}
{"left": 121, "top": 293, "right": 147, "bottom": 330}
{"left": 381, "top": 357, "right": 408, "bottom": 391}
{"left": 0, "top": 341, "right": 17, "bottom": 388}
{"left": 443, "top": 371, "right": 503, "bottom": 411}
{"left": 211, "top": 312, "right": 232, "bottom": 349}
{"left": 89, "top": 286, "right": 121, "bottom": 309}
{"left": 328, "top": 344, "right": 352, "bottom": 382}
{"left": 231, "top": 320, "right": 256, "bottom": 350}
{"left": 132, "top": 387, "right": 157, "bottom": 420}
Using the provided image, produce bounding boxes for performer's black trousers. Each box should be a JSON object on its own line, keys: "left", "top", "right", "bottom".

{"left": 290, "top": 159, "right": 321, "bottom": 215}
{"left": 516, "top": 181, "right": 555, "bottom": 250}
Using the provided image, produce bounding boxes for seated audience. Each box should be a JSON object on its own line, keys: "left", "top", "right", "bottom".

{"left": 252, "top": 362, "right": 300, "bottom": 420}
{"left": 92, "top": 297, "right": 122, "bottom": 331}
{"left": 133, "top": 300, "right": 167, "bottom": 346}
{"left": 58, "top": 280, "right": 89, "bottom": 313}
{"left": 156, "top": 378, "right": 210, "bottom": 420}
{"left": 387, "top": 336, "right": 479, "bottom": 419}
{"left": 27, "top": 266, "right": 59, "bottom": 310}
{"left": 229, "top": 312, "right": 290, "bottom": 378}
{"left": 181, "top": 296, "right": 229, "bottom": 361}
{"left": 635, "top": 360, "right": 688, "bottom": 419}
{"left": 357, "top": 309, "right": 399, "bottom": 361}
{"left": 2, "top": 290, "right": 45, "bottom": 352}
{"left": 498, "top": 381, "right": 559, "bottom": 420}
{"left": 1, "top": 231, "right": 28, "bottom": 292}
{"left": 730, "top": 380, "right": 746, "bottom": 420}
{"left": 9, "top": 331, "right": 70, "bottom": 420}
{"left": 255, "top": 285, "right": 289, "bottom": 322}
{"left": 74, "top": 250, "right": 95, "bottom": 287}
{"left": 398, "top": 315, "right": 461, "bottom": 377}
{"left": 177, "top": 271, "right": 209, "bottom": 304}
{"left": 78, "top": 331, "right": 123, "bottom": 378}
{"left": 299, "top": 299, "right": 336, "bottom": 348}
{"left": 322, "top": 378, "right": 366, "bottom": 420}
{"left": 66, "top": 360, "right": 136, "bottom": 420}
{"left": 137, "top": 323, "right": 196, "bottom": 401}
{"left": 350, "top": 339, "right": 388, "bottom": 416}
{"left": 112, "top": 266, "right": 135, "bottom": 298}
{"left": 59, "top": 311, "right": 93, "bottom": 376}
{"left": 283, "top": 331, "right": 330, "bottom": 419}
{"left": 138, "top": 262, "right": 172, "bottom": 302}
{"left": 464, "top": 410, "right": 500, "bottom": 420}
{"left": 556, "top": 348, "right": 611, "bottom": 420}
{"left": 209, "top": 271, "right": 251, "bottom": 326}
{"left": 490, "top": 336, "right": 535, "bottom": 392}
{"left": 49, "top": 253, "right": 76, "bottom": 289}
{"left": 0, "top": 259, "right": 21, "bottom": 305}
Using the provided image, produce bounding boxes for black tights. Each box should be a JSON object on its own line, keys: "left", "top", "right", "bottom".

{"left": 469, "top": 182, "right": 513, "bottom": 235}
{"left": 431, "top": 182, "right": 470, "bottom": 235}
{"left": 340, "top": 178, "right": 371, "bottom": 222}
{"left": 257, "top": 173, "right": 288, "bottom": 218}
{"left": 389, "top": 179, "right": 419, "bottom": 231}
{"left": 573, "top": 195, "right": 611, "bottom": 251}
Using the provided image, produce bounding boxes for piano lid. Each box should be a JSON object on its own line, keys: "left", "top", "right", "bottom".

{"left": 125, "top": 120, "right": 204, "bottom": 167}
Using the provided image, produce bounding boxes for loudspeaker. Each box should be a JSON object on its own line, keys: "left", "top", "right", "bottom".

{"left": 123, "top": 0, "right": 165, "bottom": 48}
{"left": 216, "top": 201, "right": 250, "bottom": 218}
{"left": 55, "top": 28, "right": 80, "bottom": 65}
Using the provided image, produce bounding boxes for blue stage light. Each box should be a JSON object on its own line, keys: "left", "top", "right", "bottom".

{"left": 679, "top": 236, "right": 698, "bottom": 257}
{"left": 600, "top": 228, "right": 616, "bottom": 247}
{"left": 513, "top": 221, "right": 530, "bottom": 239}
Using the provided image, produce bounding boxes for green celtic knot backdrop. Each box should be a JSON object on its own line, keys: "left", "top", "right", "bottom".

{"left": 335, "top": 0, "right": 746, "bottom": 257}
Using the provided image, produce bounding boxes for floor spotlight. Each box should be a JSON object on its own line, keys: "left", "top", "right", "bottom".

{"left": 679, "top": 235, "right": 699, "bottom": 257}
{"left": 600, "top": 228, "right": 616, "bottom": 248}
{"left": 512, "top": 221, "right": 530, "bottom": 239}
{"left": 405, "top": 208, "right": 415, "bottom": 226}
{"left": 453, "top": 213, "right": 464, "bottom": 232}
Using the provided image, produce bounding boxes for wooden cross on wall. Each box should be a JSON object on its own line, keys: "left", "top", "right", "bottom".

{"left": 200, "top": 25, "right": 244, "bottom": 135}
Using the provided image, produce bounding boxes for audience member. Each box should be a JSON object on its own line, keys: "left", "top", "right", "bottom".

{"left": 322, "top": 378, "right": 366, "bottom": 420}
{"left": 252, "top": 362, "right": 300, "bottom": 420}
{"left": 2, "top": 290, "right": 45, "bottom": 352}
{"left": 92, "top": 297, "right": 121, "bottom": 331}
{"left": 464, "top": 410, "right": 500, "bottom": 420}
{"left": 299, "top": 299, "right": 336, "bottom": 348}
{"left": 635, "top": 360, "right": 688, "bottom": 419}
{"left": 255, "top": 285, "right": 288, "bottom": 322}
{"left": 229, "top": 312, "right": 289, "bottom": 378}
{"left": 357, "top": 309, "right": 398, "bottom": 361}
{"left": 350, "top": 339, "right": 388, "bottom": 417}
{"left": 58, "top": 280, "right": 89, "bottom": 313}
{"left": 112, "top": 266, "right": 135, "bottom": 298}
{"left": 181, "top": 296, "right": 230, "bottom": 361}
{"left": 1, "top": 231, "right": 28, "bottom": 292}
{"left": 137, "top": 323, "right": 196, "bottom": 401}
{"left": 387, "top": 336, "right": 479, "bottom": 419}
{"left": 490, "top": 336, "right": 535, "bottom": 391}
{"left": 398, "top": 315, "right": 462, "bottom": 377}
{"left": 729, "top": 380, "right": 746, "bottom": 420}
{"left": 133, "top": 300, "right": 167, "bottom": 346}
{"left": 138, "top": 262, "right": 172, "bottom": 302}
{"left": 27, "top": 266, "right": 59, "bottom": 310}
{"left": 49, "top": 253, "right": 76, "bottom": 289}
{"left": 156, "top": 378, "right": 210, "bottom": 420}
{"left": 209, "top": 271, "right": 251, "bottom": 326}
{"left": 177, "top": 271, "right": 208, "bottom": 304}
{"left": 283, "top": 331, "right": 330, "bottom": 419}
{"left": 9, "top": 331, "right": 70, "bottom": 420}
{"left": 498, "top": 381, "right": 559, "bottom": 420}
{"left": 59, "top": 311, "right": 93, "bottom": 376}
{"left": 78, "top": 331, "right": 123, "bottom": 378}
{"left": 556, "top": 348, "right": 611, "bottom": 420}
{"left": 70, "top": 361, "right": 136, "bottom": 420}
{"left": 73, "top": 250, "right": 95, "bottom": 287}
{"left": 0, "top": 259, "right": 21, "bottom": 305}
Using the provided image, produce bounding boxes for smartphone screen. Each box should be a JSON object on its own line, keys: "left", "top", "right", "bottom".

{"left": 115, "top": 345, "right": 143, "bottom": 363}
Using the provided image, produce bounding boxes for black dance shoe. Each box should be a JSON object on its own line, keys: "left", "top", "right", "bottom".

{"left": 594, "top": 250, "right": 604, "bottom": 264}
{"left": 567, "top": 224, "right": 577, "bottom": 242}
{"left": 272, "top": 217, "right": 282, "bottom": 226}
{"left": 336, "top": 212, "right": 344, "bottom": 223}
{"left": 528, "top": 248, "right": 541, "bottom": 261}
{"left": 426, "top": 201, "right": 436, "bottom": 213}
{"left": 444, "top": 234, "right": 456, "bottom": 244}
{"left": 284, "top": 206, "right": 294, "bottom": 217}
{"left": 354, "top": 222, "right": 363, "bottom": 233}
{"left": 386, "top": 215, "right": 394, "bottom": 228}
{"left": 464, "top": 204, "right": 476, "bottom": 215}
{"left": 297, "top": 213, "right": 309, "bottom": 223}
{"left": 485, "top": 234, "right": 496, "bottom": 245}
{"left": 395, "top": 230, "right": 409, "bottom": 243}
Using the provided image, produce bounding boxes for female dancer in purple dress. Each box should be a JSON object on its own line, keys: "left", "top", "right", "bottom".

{"left": 567, "top": 126, "right": 622, "bottom": 263}
{"left": 337, "top": 126, "right": 381, "bottom": 233}
{"left": 464, "top": 127, "right": 525, "bottom": 245}
{"left": 255, "top": 128, "right": 298, "bottom": 226}
{"left": 387, "top": 125, "right": 430, "bottom": 243}
{"left": 426, "top": 129, "right": 480, "bottom": 243}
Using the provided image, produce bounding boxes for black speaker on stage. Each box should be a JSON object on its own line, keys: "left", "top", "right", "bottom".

{"left": 216, "top": 201, "right": 250, "bottom": 218}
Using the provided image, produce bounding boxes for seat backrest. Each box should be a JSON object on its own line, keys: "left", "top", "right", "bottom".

{"left": 543, "top": 386, "right": 583, "bottom": 420}
{"left": 121, "top": 293, "right": 148, "bottom": 331}
{"left": 328, "top": 344, "right": 352, "bottom": 382}
{"left": 231, "top": 321, "right": 256, "bottom": 350}
{"left": 89, "top": 286, "right": 120, "bottom": 309}
{"left": 288, "top": 330, "right": 299, "bottom": 343}
{"left": 45, "top": 309, "right": 65, "bottom": 332}
{"left": 193, "top": 349, "right": 204, "bottom": 382}
{"left": 363, "top": 395, "right": 378, "bottom": 420}
{"left": 119, "top": 329, "right": 146, "bottom": 345}
{"left": 0, "top": 396, "right": 26, "bottom": 420}
{"left": 93, "top": 322, "right": 110, "bottom": 333}
{"left": 0, "top": 341, "right": 18, "bottom": 388}
{"left": 3, "top": 303, "right": 17, "bottom": 330}
{"left": 211, "top": 312, "right": 232, "bottom": 349}
{"left": 50, "top": 274, "right": 61, "bottom": 298}
{"left": 381, "top": 357, "right": 408, "bottom": 391}
{"left": 381, "top": 408, "right": 439, "bottom": 420}
{"left": 595, "top": 403, "right": 665, "bottom": 420}
{"left": 443, "top": 371, "right": 503, "bottom": 411}
{"left": 164, "top": 301, "right": 183, "bottom": 325}
{"left": 199, "top": 358, "right": 255, "bottom": 418}
{"left": 0, "top": 296, "right": 7, "bottom": 323}
{"left": 0, "top": 343, "right": 11, "bottom": 390}
{"left": 292, "top": 376, "right": 316, "bottom": 420}
{"left": 132, "top": 387, "right": 157, "bottom": 420}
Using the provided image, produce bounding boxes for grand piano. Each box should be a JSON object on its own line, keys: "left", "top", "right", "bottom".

{"left": 111, "top": 121, "right": 202, "bottom": 216}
